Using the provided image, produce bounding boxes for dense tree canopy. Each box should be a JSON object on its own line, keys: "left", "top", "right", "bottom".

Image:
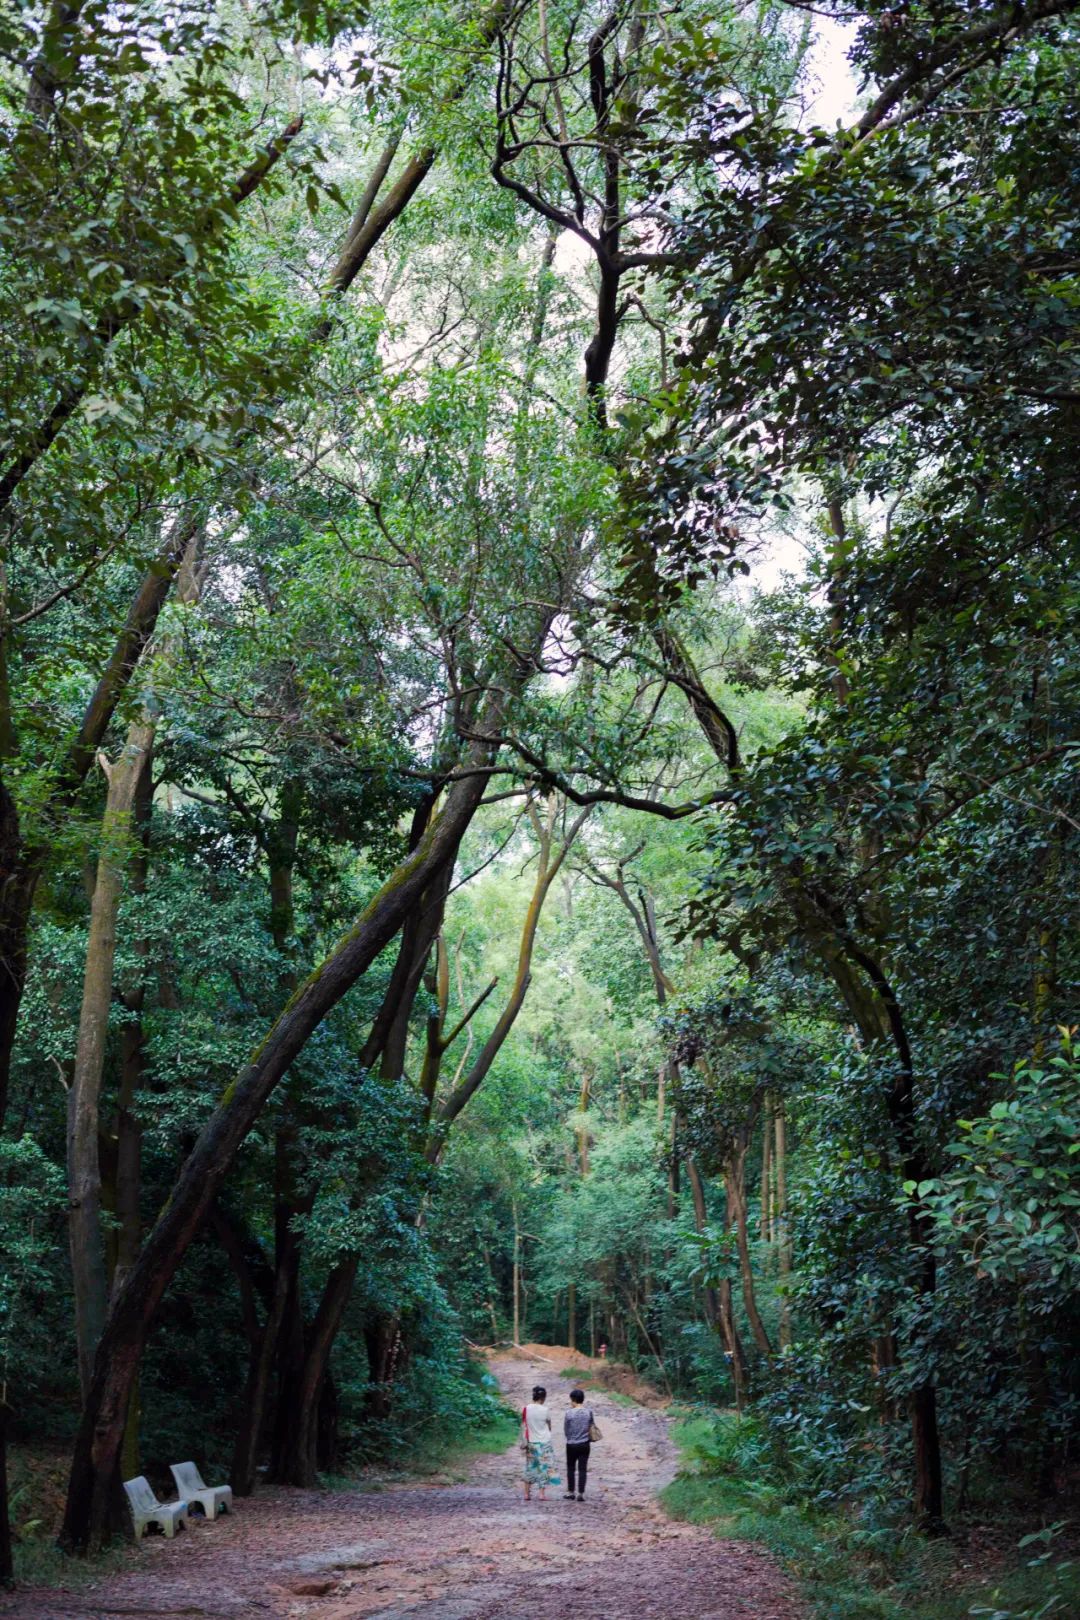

{"left": 0, "top": 0, "right": 1077, "bottom": 1608}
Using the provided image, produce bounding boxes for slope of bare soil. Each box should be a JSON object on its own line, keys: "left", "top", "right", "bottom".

{"left": 509, "top": 1343, "right": 670, "bottom": 1408}
{"left": 1, "top": 1348, "right": 800, "bottom": 1620}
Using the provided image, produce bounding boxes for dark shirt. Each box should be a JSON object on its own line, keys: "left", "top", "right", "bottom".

{"left": 564, "top": 1406, "right": 593, "bottom": 1445}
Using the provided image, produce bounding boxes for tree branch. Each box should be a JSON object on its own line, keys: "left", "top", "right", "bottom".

{"left": 0, "top": 119, "right": 303, "bottom": 516}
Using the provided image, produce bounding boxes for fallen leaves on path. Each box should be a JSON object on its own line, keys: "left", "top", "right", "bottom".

{"left": 0, "top": 1351, "right": 802, "bottom": 1620}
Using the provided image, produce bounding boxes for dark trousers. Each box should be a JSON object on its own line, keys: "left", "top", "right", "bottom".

{"left": 566, "top": 1441, "right": 590, "bottom": 1494}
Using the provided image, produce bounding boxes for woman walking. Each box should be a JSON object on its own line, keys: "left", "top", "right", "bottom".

{"left": 563, "top": 1388, "right": 597, "bottom": 1501}
{"left": 520, "top": 1384, "right": 560, "bottom": 1501}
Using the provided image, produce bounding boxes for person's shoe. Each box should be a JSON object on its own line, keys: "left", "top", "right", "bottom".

{"left": 564, "top": 1492, "right": 575, "bottom": 1499}
{"left": 576, "top": 1493, "right": 585, "bottom": 1501}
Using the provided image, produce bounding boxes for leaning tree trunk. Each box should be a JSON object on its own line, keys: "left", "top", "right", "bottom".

{"left": 266, "top": 806, "right": 464, "bottom": 1460}
{"left": 59, "top": 675, "right": 528, "bottom": 1552}
{"left": 268, "top": 787, "right": 508, "bottom": 1460}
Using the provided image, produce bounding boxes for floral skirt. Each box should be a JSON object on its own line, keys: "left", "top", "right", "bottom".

{"left": 523, "top": 1439, "right": 560, "bottom": 1487}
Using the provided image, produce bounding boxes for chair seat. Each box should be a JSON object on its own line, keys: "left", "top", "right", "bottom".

{"left": 169, "top": 1463, "right": 233, "bottom": 1518}
{"left": 123, "top": 1476, "right": 189, "bottom": 1539}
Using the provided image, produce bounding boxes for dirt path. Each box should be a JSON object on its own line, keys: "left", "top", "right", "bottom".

{"left": 2, "top": 1351, "right": 799, "bottom": 1620}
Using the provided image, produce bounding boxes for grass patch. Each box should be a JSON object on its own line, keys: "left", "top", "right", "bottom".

{"left": 6, "top": 1444, "right": 137, "bottom": 1589}
{"left": 339, "top": 1402, "right": 519, "bottom": 1488}
{"left": 11, "top": 1537, "right": 133, "bottom": 1591}
{"left": 405, "top": 1404, "right": 519, "bottom": 1478}
{"left": 660, "top": 1413, "right": 1079, "bottom": 1620}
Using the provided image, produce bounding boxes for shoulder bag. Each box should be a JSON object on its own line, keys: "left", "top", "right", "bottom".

{"left": 588, "top": 1412, "right": 603, "bottom": 1443}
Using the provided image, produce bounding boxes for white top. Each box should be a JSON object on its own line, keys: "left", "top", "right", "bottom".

{"left": 521, "top": 1402, "right": 552, "bottom": 1444}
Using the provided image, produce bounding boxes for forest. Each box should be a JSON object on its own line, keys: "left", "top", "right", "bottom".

{"left": 0, "top": 0, "right": 1078, "bottom": 1613}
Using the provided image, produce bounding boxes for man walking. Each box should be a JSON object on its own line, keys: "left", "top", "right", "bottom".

{"left": 563, "top": 1388, "right": 597, "bottom": 1501}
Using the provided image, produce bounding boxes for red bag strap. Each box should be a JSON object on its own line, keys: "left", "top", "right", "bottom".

{"left": 522, "top": 1405, "right": 529, "bottom": 1441}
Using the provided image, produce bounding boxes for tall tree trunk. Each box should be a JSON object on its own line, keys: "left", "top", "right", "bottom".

{"left": 67, "top": 724, "right": 154, "bottom": 1401}
{"left": 566, "top": 1060, "right": 595, "bottom": 1351}
{"left": 111, "top": 742, "right": 152, "bottom": 1478}
{"left": 377, "top": 861, "right": 455, "bottom": 1083}
{"left": 577, "top": 1068, "right": 591, "bottom": 1175}
{"left": 724, "top": 1143, "right": 773, "bottom": 1360}
{"left": 774, "top": 1102, "right": 792, "bottom": 1351}
{"left": 262, "top": 781, "right": 307, "bottom": 1489}
{"left": 872, "top": 1331, "right": 899, "bottom": 1421}
{"left": 355, "top": 792, "right": 443, "bottom": 1074}
{"left": 363, "top": 1314, "right": 404, "bottom": 1423}
{"left": 266, "top": 1218, "right": 310, "bottom": 1483}
{"left": 666, "top": 1107, "right": 679, "bottom": 1219}
{"left": 317, "top": 1370, "right": 339, "bottom": 1473}
{"left": 718, "top": 1278, "right": 748, "bottom": 1412}
{"left": 512, "top": 1208, "right": 522, "bottom": 1346}
{"left": 112, "top": 1005, "right": 145, "bottom": 1308}
{"left": 230, "top": 1258, "right": 291, "bottom": 1497}
{"left": 718, "top": 1181, "right": 750, "bottom": 1410}
{"left": 243, "top": 774, "right": 315, "bottom": 1493}
{"left": 1031, "top": 824, "right": 1061, "bottom": 1060}
{"left": 761, "top": 1093, "right": 774, "bottom": 1243}
{"left": 0, "top": 509, "right": 200, "bottom": 1133}
{"left": 0, "top": 1399, "right": 11, "bottom": 1588}
{"left": 684, "top": 1155, "right": 720, "bottom": 1330}
{"left": 0, "top": 800, "right": 34, "bottom": 1134}
{"left": 660, "top": 621, "right": 945, "bottom": 1527}
{"left": 274, "top": 1257, "right": 359, "bottom": 1488}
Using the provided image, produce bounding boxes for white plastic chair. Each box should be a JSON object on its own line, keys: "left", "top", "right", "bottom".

{"left": 169, "top": 1460, "right": 233, "bottom": 1519}
{"left": 124, "top": 1475, "right": 188, "bottom": 1539}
